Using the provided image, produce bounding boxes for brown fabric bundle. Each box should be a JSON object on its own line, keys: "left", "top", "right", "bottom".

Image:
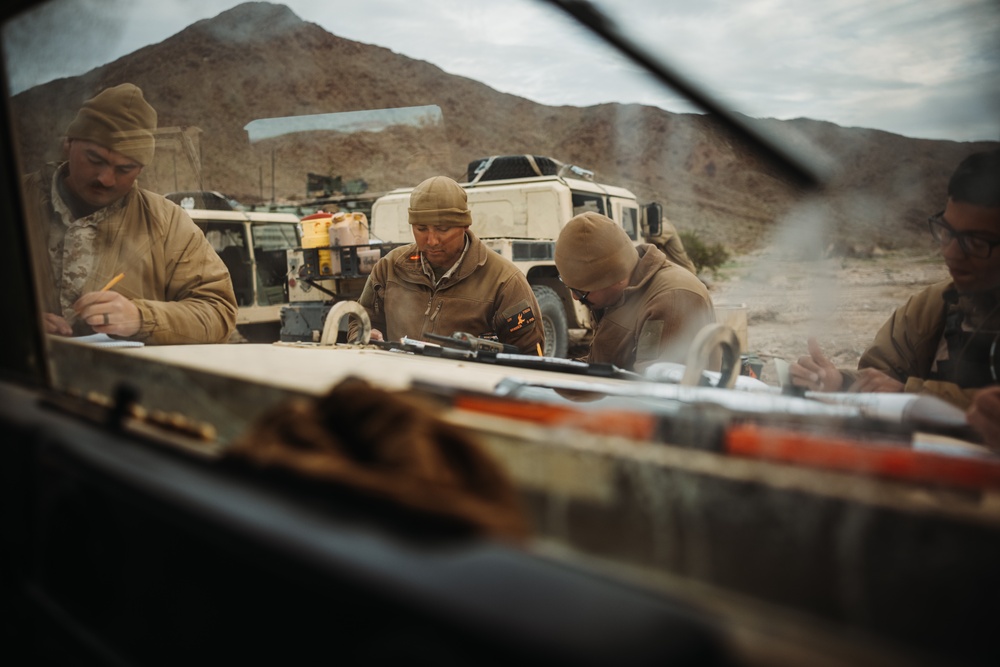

{"left": 225, "top": 377, "right": 529, "bottom": 542}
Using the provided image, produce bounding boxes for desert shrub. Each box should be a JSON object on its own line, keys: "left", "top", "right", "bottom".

{"left": 679, "top": 230, "right": 730, "bottom": 276}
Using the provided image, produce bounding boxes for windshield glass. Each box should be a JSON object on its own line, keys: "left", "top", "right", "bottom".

{"left": 6, "top": 4, "right": 1000, "bottom": 663}
{"left": 4, "top": 0, "right": 999, "bottom": 518}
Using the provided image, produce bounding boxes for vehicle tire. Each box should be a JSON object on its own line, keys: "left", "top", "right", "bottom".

{"left": 532, "top": 285, "right": 568, "bottom": 358}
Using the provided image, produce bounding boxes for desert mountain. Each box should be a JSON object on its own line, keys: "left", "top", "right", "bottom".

{"left": 10, "top": 2, "right": 998, "bottom": 254}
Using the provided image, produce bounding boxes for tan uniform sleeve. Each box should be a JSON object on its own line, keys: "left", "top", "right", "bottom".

{"left": 132, "top": 207, "right": 237, "bottom": 344}
{"left": 903, "top": 378, "right": 977, "bottom": 410}
{"left": 492, "top": 272, "right": 545, "bottom": 355}
{"left": 843, "top": 284, "right": 969, "bottom": 405}
{"left": 634, "top": 288, "right": 716, "bottom": 373}
{"left": 351, "top": 267, "right": 387, "bottom": 342}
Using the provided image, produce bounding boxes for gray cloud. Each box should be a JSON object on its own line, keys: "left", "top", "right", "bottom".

{"left": 4, "top": 0, "right": 997, "bottom": 141}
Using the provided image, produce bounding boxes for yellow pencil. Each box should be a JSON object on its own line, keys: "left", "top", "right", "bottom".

{"left": 536, "top": 342, "right": 543, "bottom": 357}
{"left": 100, "top": 272, "right": 125, "bottom": 291}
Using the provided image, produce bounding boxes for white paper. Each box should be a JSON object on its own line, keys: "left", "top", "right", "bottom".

{"left": 71, "top": 333, "right": 144, "bottom": 348}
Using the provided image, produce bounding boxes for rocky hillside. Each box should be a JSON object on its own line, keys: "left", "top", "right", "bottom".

{"left": 10, "top": 2, "right": 998, "bottom": 254}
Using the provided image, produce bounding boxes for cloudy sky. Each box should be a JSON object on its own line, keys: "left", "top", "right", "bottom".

{"left": 4, "top": 0, "right": 999, "bottom": 142}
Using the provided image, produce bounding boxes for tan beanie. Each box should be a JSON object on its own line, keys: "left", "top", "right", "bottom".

{"left": 65, "top": 83, "right": 157, "bottom": 166}
{"left": 555, "top": 211, "right": 639, "bottom": 292}
{"left": 408, "top": 176, "right": 472, "bottom": 227}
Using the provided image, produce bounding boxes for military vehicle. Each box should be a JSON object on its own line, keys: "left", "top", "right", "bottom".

{"left": 278, "top": 209, "right": 405, "bottom": 343}
{"left": 165, "top": 193, "right": 302, "bottom": 343}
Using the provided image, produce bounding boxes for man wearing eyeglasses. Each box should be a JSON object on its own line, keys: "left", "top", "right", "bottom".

{"left": 791, "top": 149, "right": 1000, "bottom": 409}
{"left": 553, "top": 211, "right": 715, "bottom": 372}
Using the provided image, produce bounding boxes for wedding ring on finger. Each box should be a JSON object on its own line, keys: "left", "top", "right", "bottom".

{"left": 103, "top": 312, "right": 110, "bottom": 326}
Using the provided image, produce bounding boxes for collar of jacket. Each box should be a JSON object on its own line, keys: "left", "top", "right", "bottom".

{"left": 602, "top": 243, "right": 667, "bottom": 310}
{"left": 947, "top": 283, "right": 1000, "bottom": 330}
{"left": 392, "top": 229, "right": 487, "bottom": 288}
{"left": 47, "top": 161, "right": 138, "bottom": 224}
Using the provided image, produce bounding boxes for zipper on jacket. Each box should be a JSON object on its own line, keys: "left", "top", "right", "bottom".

{"left": 429, "top": 301, "right": 443, "bottom": 322}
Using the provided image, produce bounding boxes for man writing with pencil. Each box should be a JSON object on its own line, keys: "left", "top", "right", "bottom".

{"left": 21, "top": 83, "right": 237, "bottom": 344}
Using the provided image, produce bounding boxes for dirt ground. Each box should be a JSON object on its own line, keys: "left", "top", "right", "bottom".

{"left": 707, "top": 247, "right": 949, "bottom": 386}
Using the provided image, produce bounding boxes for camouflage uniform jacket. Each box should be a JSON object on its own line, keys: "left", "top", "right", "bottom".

{"left": 23, "top": 164, "right": 237, "bottom": 344}
{"left": 841, "top": 280, "right": 1000, "bottom": 409}
{"left": 585, "top": 244, "right": 715, "bottom": 372}
{"left": 356, "top": 230, "right": 544, "bottom": 354}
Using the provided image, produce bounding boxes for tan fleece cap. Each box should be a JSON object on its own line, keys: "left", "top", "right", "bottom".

{"left": 408, "top": 176, "right": 472, "bottom": 227}
{"left": 66, "top": 83, "right": 157, "bottom": 166}
{"left": 555, "top": 211, "right": 639, "bottom": 292}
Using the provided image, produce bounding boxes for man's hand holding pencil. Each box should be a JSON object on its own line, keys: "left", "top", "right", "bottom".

{"left": 73, "top": 272, "right": 141, "bottom": 337}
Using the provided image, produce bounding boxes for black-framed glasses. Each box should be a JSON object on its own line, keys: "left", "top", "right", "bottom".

{"left": 928, "top": 212, "right": 1000, "bottom": 259}
{"left": 558, "top": 275, "right": 590, "bottom": 301}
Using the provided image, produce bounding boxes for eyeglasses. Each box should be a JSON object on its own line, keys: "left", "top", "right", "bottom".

{"left": 558, "top": 275, "right": 590, "bottom": 301}
{"left": 927, "top": 212, "right": 1000, "bottom": 259}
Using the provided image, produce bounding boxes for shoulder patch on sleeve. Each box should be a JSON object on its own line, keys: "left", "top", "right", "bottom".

{"left": 502, "top": 299, "right": 537, "bottom": 334}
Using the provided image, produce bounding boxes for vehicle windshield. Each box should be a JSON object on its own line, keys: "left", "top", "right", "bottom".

{"left": 6, "top": 4, "right": 1000, "bottom": 662}
{"left": 6, "top": 0, "right": 998, "bottom": 406}
{"left": 4, "top": 0, "right": 998, "bottom": 426}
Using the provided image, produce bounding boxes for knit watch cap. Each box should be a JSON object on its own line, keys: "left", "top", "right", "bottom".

{"left": 65, "top": 83, "right": 157, "bottom": 166}
{"left": 555, "top": 211, "right": 639, "bottom": 292}
{"left": 408, "top": 176, "right": 472, "bottom": 227}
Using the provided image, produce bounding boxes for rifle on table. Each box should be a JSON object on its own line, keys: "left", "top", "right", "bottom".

{"left": 425, "top": 331, "right": 518, "bottom": 354}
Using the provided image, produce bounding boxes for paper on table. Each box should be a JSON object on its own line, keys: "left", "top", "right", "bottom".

{"left": 912, "top": 432, "right": 993, "bottom": 457}
{"left": 773, "top": 358, "right": 791, "bottom": 387}
{"left": 72, "top": 333, "right": 144, "bottom": 348}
